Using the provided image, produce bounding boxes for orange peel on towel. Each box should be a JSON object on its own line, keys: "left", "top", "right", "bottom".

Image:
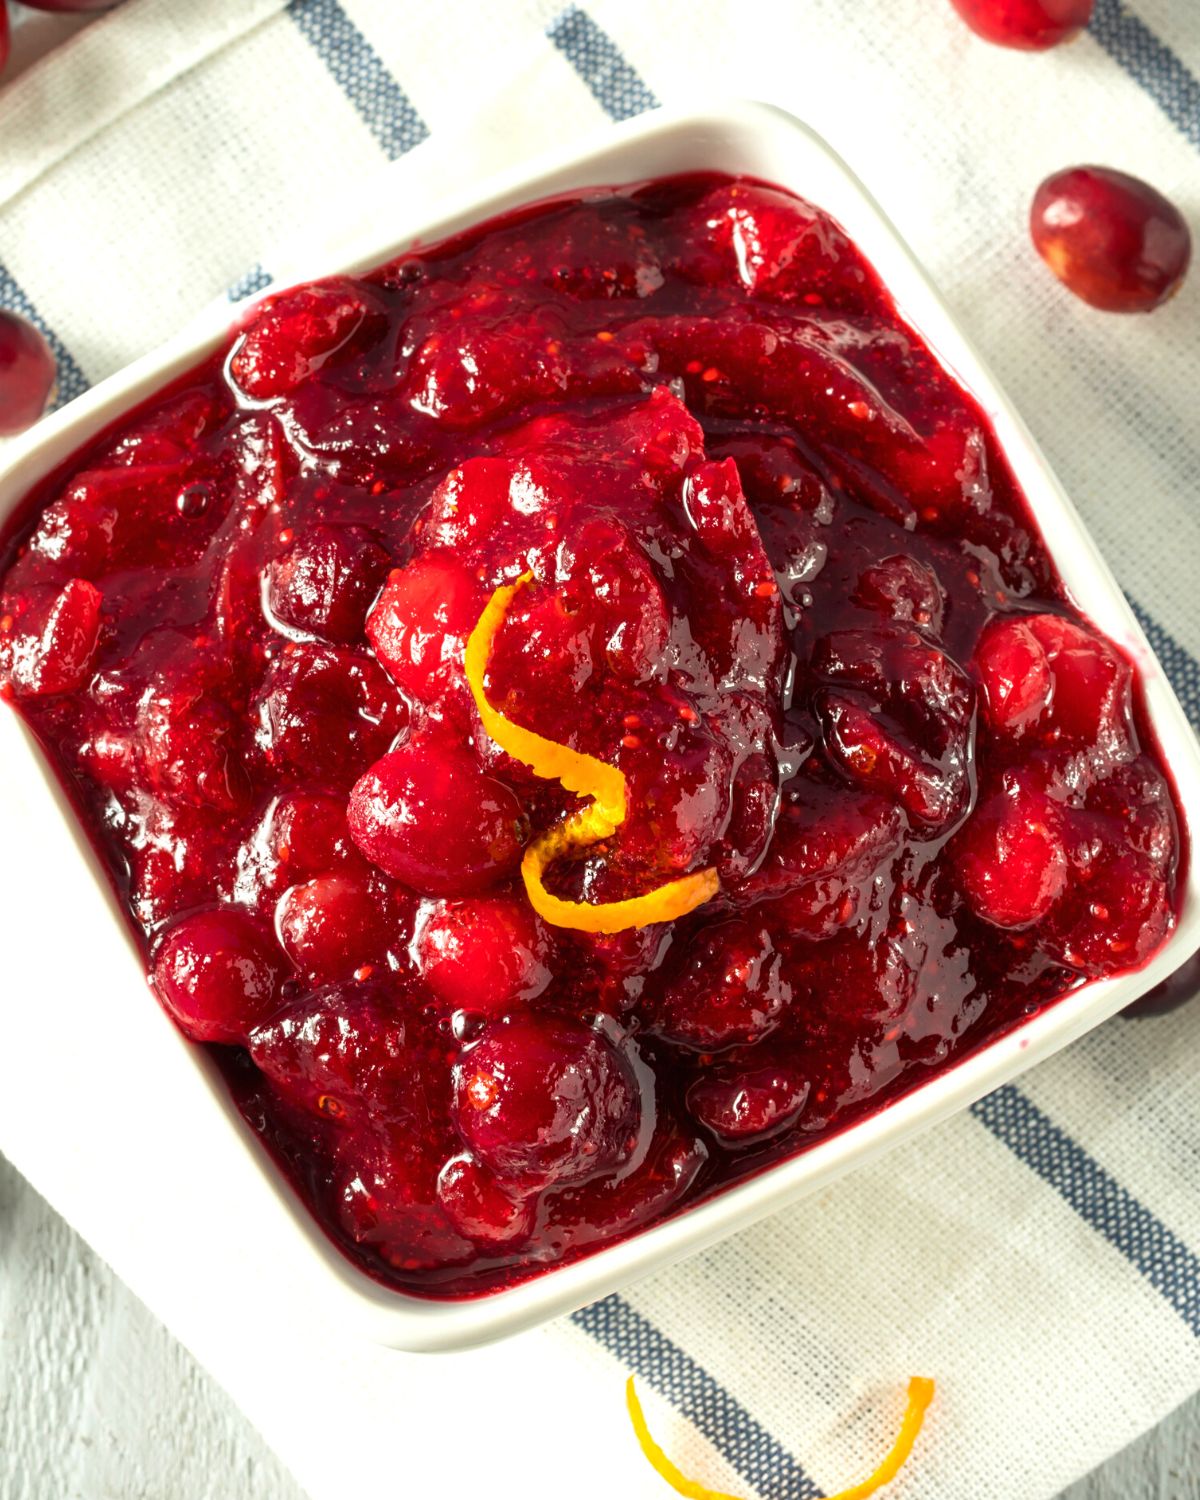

{"left": 625, "top": 1374, "right": 935, "bottom": 1500}
{"left": 464, "top": 572, "right": 718, "bottom": 933}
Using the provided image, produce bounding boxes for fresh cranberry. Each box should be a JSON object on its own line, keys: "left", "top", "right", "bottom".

{"left": 264, "top": 524, "right": 390, "bottom": 644}
{"left": 276, "top": 873, "right": 397, "bottom": 982}
{"left": 1124, "top": 951, "right": 1200, "bottom": 1017}
{"left": 948, "top": 0, "right": 1092, "bottom": 48}
{"left": 0, "top": 310, "right": 56, "bottom": 435}
{"left": 452, "top": 1015, "right": 643, "bottom": 1189}
{"left": 152, "top": 908, "right": 281, "bottom": 1045}
{"left": 249, "top": 982, "right": 409, "bottom": 1122}
{"left": 650, "top": 920, "right": 792, "bottom": 1052}
{"left": 687, "top": 1061, "right": 810, "bottom": 1144}
{"left": 229, "top": 280, "right": 382, "bottom": 400}
{"left": 954, "top": 773, "right": 1068, "bottom": 928}
{"left": 410, "top": 895, "right": 551, "bottom": 1013}
{"left": 348, "top": 735, "right": 525, "bottom": 895}
{"left": 366, "top": 555, "right": 485, "bottom": 703}
{"left": 1, "top": 579, "right": 102, "bottom": 697}
{"left": 1031, "top": 167, "right": 1191, "bottom": 312}
{"left": 251, "top": 644, "right": 406, "bottom": 785}
{"left": 436, "top": 1153, "right": 534, "bottom": 1247}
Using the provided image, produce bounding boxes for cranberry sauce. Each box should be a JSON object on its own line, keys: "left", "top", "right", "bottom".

{"left": 0, "top": 175, "right": 1183, "bottom": 1296}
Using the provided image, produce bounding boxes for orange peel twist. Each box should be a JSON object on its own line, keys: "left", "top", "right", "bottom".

{"left": 626, "top": 1374, "right": 935, "bottom": 1500}
{"left": 464, "top": 572, "right": 718, "bottom": 933}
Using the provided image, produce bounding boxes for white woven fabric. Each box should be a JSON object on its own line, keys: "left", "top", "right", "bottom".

{"left": 1, "top": 3, "right": 1199, "bottom": 1498}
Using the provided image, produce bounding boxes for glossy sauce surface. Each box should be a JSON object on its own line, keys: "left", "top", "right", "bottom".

{"left": 0, "top": 175, "right": 1183, "bottom": 1295}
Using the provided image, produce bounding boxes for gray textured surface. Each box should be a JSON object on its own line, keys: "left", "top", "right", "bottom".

{"left": 2, "top": 1151, "right": 1191, "bottom": 1500}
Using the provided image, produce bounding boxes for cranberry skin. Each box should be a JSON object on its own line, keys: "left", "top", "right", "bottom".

{"left": 975, "top": 616, "right": 1052, "bottom": 737}
{"left": 229, "top": 280, "right": 379, "bottom": 400}
{"left": 452, "top": 1015, "right": 642, "bottom": 1189}
{"left": 436, "top": 1153, "right": 534, "bottom": 1248}
{"left": 2, "top": 578, "right": 103, "bottom": 697}
{"left": 651, "top": 920, "right": 792, "bottom": 1052}
{"left": 348, "top": 736, "right": 525, "bottom": 896}
{"left": 152, "top": 908, "right": 281, "bottom": 1045}
{"left": 687, "top": 1062, "right": 810, "bottom": 1145}
{"left": 265, "top": 524, "right": 390, "bottom": 645}
{"left": 1031, "top": 167, "right": 1191, "bottom": 312}
{"left": 366, "top": 554, "right": 485, "bottom": 703}
{"left": 411, "top": 895, "right": 551, "bottom": 1013}
{"left": 948, "top": 0, "right": 1092, "bottom": 49}
{"left": 249, "top": 982, "right": 409, "bottom": 1122}
{"left": 1125, "top": 951, "right": 1200, "bottom": 1017}
{"left": 276, "top": 873, "right": 393, "bottom": 982}
{"left": 0, "top": 311, "right": 56, "bottom": 436}
{"left": 953, "top": 775, "right": 1068, "bottom": 928}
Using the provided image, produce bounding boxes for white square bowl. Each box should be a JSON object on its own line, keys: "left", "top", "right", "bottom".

{"left": 2, "top": 100, "right": 1198, "bottom": 1352}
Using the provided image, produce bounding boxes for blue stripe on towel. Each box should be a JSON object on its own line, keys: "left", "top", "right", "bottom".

{"left": 1129, "top": 599, "right": 1200, "bottom": 732}
{"left": 286, "top": 0, "right": 429, "bottom": 161}
{"left": 0, "top": 262, "right": 89, "bottom": 409}
{"left": 227, "top": 264, "right": 275, "bottom": 303}
{"left": 547, "top": 6, "right": 659, "bottom": 122}
{"left": 973, "top": 1085, "right": 1200, "bottom": 1336}
{"left": 572, "top": 1293, "right": 824, "bottom": 1498}
{"left": 1089, "top": 0, "right": 1200, "bottom": 152}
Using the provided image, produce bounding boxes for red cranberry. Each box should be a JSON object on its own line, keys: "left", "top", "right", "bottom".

{"left": 1125, "top": 951, "right": 1200, "bottom": 1017}
{"left": 264, "top": 524, "right": 390, "bottom": 644}
{"left": 651, "top": 920, "right": 791, "bottom": 1051}
{"left": 853, "top": 555, "right": 946, "bottom": 635}
{"left": 249, "top": 982, "right": 409, "bottom": 1122}
{"left": 1, "top": 578, "right": 102, "bottom": 697}
{"left": 151, "top": 907, "right": 281, "bottom": 1045}
{"left": 0, "top": 311, "right": 56, "bottom": 435}
{"left": 411, "top": 895, "right": 551, "bottom": 1013}
{"left": 276, "top": 873, "right": 396, "bottom": 982}
{"left": 687, "top": 1061, "right": 810, "bottom": 1144}
{"left": 347, "top": 735, "right": 525, "bottom": 895}
{"left": 975, "top": 616, "right": 1052, "bottom": 737}
{"left": 1031, "top": 167, "right": 1191, "bottom": 312}
{"left": 229, "top": 280, "right": 381, "bottom": 400}
{"left": 333, "top": 1132, "right": 472, "bottom": 1270}
{"left": 127, "top": 804, "right": 234, "bottom": 929}
{"left": 136, "top": 687, "right": 247, "bottom": 811}
{"left": 436, "top": 1153, "right": 534, "bottom": 1247}
{"left": 452, "top": 1015, "right": 643, "bottom": 1188}
{"left": 366, "top": 555, "right": 485, "bottom": 703}
{"left": 954, "top": 773, "right": 1068, "bottom": 928}
{"left": 252, "top": 644, "right": 406, "bottom": 785}
{"left": 948, "top": 0, "right": 1093, "bottom": 49}
{"left": 234, "top": 791, "right": 357, "bottom": 907}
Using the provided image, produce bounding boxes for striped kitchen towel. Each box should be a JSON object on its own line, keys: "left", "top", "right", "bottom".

{"left": 0, "top": 3, "right": 1198, "bottom": 1498}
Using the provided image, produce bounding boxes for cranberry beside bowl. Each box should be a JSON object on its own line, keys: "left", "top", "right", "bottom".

{"left": 1, "top": 104, "right": 1198, "bottom": 1351}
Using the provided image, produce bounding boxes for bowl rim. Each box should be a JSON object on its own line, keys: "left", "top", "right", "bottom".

{"left": 2, "top": 98, "right": 1198, "bottom": 1352}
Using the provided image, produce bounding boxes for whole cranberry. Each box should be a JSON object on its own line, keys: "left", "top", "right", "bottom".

{"left": 687, "top": 1061, "right": 811, "bottom": 1145}
{"left": 347, "top": 735, "right": 525, "bottom": 896}
{"left": 264, "top": 524, "right": 390, "bottom": 645}
{"left": 948, "top": 0, "right": 1093, "bottom": 49}
{"left": 651, "top": 919, "right": 792, "bottom": 1051}
{"left": 452, "top": 1015, "right": 643, "bottom": 1189}
{"left": 436, "top": 1153, "right": 533, "bottom": 1247}
{"left": 276, "top": 873, "right": 394, "bottom": 982}
{"left": 366, "top": 554, "right": 484, "bottom": 703}
{"left": 1031, "top": 167, "right": 1191, "bottom": 312}
{"left": 953, "top": 774, "right": 1069, "bottom": 928}
{"left": 0, "top": 310, "right": 57, "bottom": 436}
{"left": 151, "top": 908, "right": 281, "bottom": 1045}
{"left": 411, "top": 895, "right": 551, "bottom": 1013}
{"left": 1125, "top": 951, "right": 1200, "bottom": 1017}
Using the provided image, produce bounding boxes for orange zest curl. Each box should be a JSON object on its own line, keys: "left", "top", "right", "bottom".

{"left": 626, "top": 1374, "right": 935, "bottom": 1500}
{"left": 465, "top": 573, "right": 718, "bottom": 933}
